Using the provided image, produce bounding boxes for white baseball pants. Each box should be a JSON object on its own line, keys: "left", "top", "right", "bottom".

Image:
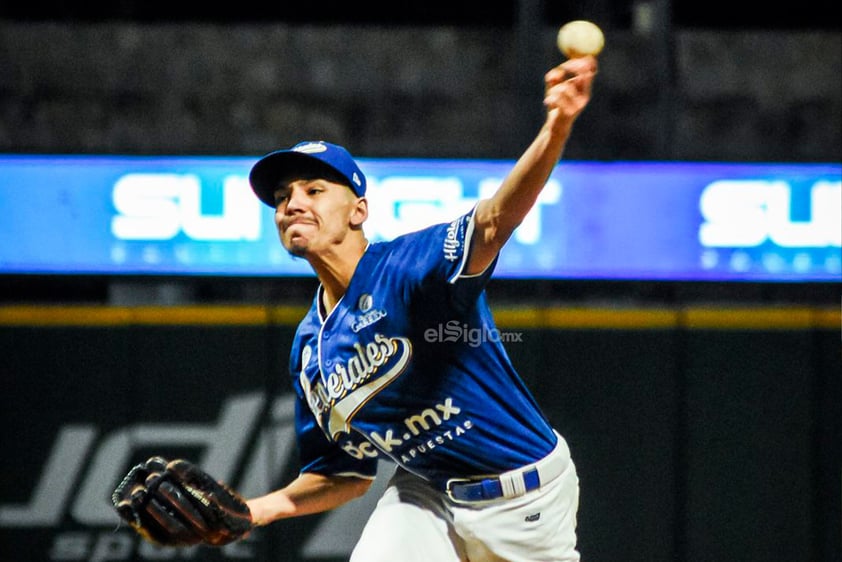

{"left": 350, "top": 437, "right": 580, "bottom": 562}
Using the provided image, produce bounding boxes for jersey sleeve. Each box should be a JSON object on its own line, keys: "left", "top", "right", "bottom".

{"left": 294, "top": 394, "right": 378, "bottom": 479}
{"left": 391, "top": 206, "right": 498, "bottom": 314}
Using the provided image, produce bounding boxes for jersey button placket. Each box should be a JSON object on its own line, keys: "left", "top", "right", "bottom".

{"left": 320, "top": 331, "right": 332, "bottom": 369}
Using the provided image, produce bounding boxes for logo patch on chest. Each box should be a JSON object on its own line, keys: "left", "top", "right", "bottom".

{"left": 351, "top": 293, "right": 387, "bottom": 332}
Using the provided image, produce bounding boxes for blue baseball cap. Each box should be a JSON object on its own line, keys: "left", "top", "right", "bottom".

{"left": 248, "top": 141, "right": 367, "bottom": 208}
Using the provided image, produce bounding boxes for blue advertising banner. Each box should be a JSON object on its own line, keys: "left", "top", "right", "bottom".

{"left": 0, "top": 155, "right": 839, "bottom": 281}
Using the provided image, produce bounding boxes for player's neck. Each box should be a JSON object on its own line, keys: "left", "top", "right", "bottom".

{"left": 310, "top": 236, "right": 368, "bottom": 314}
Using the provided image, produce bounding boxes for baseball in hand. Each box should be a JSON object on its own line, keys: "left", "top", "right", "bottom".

{"left": 557, "top": 20, "right": 605, "bottom": 58}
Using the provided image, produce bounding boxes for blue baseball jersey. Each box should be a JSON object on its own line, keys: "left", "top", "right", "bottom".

{"left": 288, "top": 208, "right": 558, "bottom": 490}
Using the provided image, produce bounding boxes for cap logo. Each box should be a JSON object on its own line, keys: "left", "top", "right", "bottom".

{"left": 293, "top": 142, "right": 328, "bottom": 154}
{"left": 352, "top": 172, "right": 362, "bottom": 187}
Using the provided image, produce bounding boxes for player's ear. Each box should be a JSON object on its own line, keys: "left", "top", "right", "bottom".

{"left": 349, "top": 197, "right": 368, "bottom": 229}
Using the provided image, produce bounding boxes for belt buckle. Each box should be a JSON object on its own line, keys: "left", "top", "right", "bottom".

{"left": 444, "top": 477, "right": 472, "bottom": 502}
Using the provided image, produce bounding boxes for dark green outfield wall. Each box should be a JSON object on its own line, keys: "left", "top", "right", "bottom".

{"left": 1, "top": 305, "right": 839, "bottom": 562}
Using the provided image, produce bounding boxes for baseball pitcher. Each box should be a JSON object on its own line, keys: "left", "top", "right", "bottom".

{"left": 113, "top": 54, "right": 597, "bottom": 562}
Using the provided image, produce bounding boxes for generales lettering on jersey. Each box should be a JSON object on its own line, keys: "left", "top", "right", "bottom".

{"left": 299, "top": 334, "right": 413, "bottom": 439}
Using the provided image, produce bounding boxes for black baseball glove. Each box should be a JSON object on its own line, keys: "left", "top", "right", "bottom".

{"left": 112, "top": 456, "right": 254, "bottom": 547}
